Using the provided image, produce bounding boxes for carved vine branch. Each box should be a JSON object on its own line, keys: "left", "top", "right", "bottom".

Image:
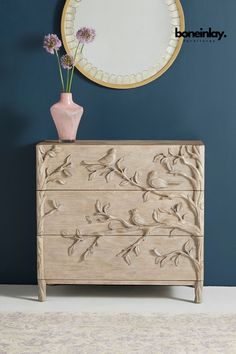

{"left": 93, "top": 200, "right": 201, "bottom": 266}
{"left": 80, "top": 146, "right": 203, "bottom": 234}
{"left": 43, "top": 200, "right": 62, "bottom": 217}
{"left": 61, "top": 199, "right": 202, "bottom": 279}
{"left": 37, "top": 145, "right": 72, "bottom": 189}
{"left": 37, "top": 193, "right": 62, "bottom": 235}
{"left": 153, "top": 239, "right": 203, "bottom": 280}
{"left": 80, "top": 148, "right": 176, "bottom": 202}
{"left": 153, "top": 146, "right": 203, "bottom": 230}
{"left": 61, "top": 228, "right": 102, "bottom": 262}
{"left": 36, "top": 145, "right": 203, "bottom": 280}
{"left": 116, "top": 232, "right": 149, "bottom": 265}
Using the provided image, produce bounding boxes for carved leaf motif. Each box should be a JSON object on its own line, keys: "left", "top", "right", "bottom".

{"left": 120, "top": 180, "right": 129, "bottom": 186}
{"left": 175, "top": 203, "right": 182, "bottom": 212}
{"left": 52, "top": 200, "right": 59, "bottom": 209}
{"left": 53, "top": 145, "right": 61, "bottom": 153}
{"left": 152, "top": 210, "right": 159, "bottom": 223}
{"left": 183, "top": 240, "right": 191, "bottom": 254}
{"left": 173, "top": 157, "right": 180, "bottom": 165}
{"left": 48, "top": 151, "right": 56, "bottom": 158}
{"left": 95, "top": 200, "right": 102, "bottom": 213}
{"left": 89, "top": 171, "right": 97, "bottom": 181}
{"left": 153, "top": 154, "right": 164, "bottom": 162}
{"left": 56, "top": 179, "right": 65, "bottom": 185}
{"left": 63, "top": 169, "right": 72, "bottom": 177}
{"left": 68, "top": 245, "right": 74, "bottom": 256}
{"left": 154, "top": 249, "right": 161, "bottom": 257}
{"left": 39, "top": 146, "right": 45, "bottom": 155}
{"left": 158, "top": 208, "right": 170, "bottom": 214}
{"left": 134, "top": 245, "right": 140, "bottom": 256}
{"left": 133, "top": 171, "right": 139, "bottom": 183}
{"left": 83, "top": 250, "right": 90, "bottom": 260}
{"left": 103, "top": 203, "right": 110, "bottom": 213}
{"left": 174, "top": 255, "right": 180, "bottom": 266}
{"left": 160, "top": 256, "right": 167, "bottom": 267}
{"left": 164, "top": 159, "right": 173, "bottom": 172}
{"left": 105, "top": 170, "right": 114, "bottom": 183}
{"left": 124, "top": 254, "right": 132, "bottom": 265}
{"left": 68, "top": 240, "right": 78, "bottom": 256}
{"left": 143, "top": 191, "right": 150, "bottom": 202}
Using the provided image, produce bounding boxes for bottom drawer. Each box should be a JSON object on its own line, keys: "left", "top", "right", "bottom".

{"left": 40, "top": 235, "right": 203, "bottom": 281}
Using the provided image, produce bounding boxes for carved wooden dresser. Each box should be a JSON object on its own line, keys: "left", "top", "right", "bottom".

{"left": 36, "top": 141, "right": 204, "bottom": 302}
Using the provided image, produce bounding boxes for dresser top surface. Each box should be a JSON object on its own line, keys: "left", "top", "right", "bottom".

{"left": 37, "top": 140, "right": 204, "bottom": 146}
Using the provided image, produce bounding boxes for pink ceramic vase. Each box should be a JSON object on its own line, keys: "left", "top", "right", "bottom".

{"left": 50, "top": 93, "right": 84, "bottom": 142}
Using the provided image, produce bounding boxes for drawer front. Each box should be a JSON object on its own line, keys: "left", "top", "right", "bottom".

{"left": 36, "top": 143, "right": 204, "bottom": 191}
{"left": 41, "top": 235, "right": 203, "bottom": 281}
{"left": 37, "top": 191, "right": 204, "bottom": 237}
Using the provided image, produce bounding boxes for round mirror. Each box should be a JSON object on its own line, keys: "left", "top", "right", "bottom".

{"left": 61, "top": 0, "right": 184, "bottom": 89}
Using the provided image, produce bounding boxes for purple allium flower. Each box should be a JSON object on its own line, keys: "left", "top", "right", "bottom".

{"left": 60, "top": 54, "right": 74, "bottom": 69}
{"left": 43, "top": 34, "right": 62, "bottom": 54}
{"left": 76, "top": 27, "right": 96, "bottom": 44}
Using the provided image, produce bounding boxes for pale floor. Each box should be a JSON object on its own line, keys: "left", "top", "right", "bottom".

{"left": 0, "top": 285, "right": 235, "bottom": 313}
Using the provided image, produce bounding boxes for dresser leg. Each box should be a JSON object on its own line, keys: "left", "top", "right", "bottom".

{"left": 194, "top": 281, "right": 203, "bottom": 304}
{"left": 38, "top": 280, "right": 46, "bottom": 302}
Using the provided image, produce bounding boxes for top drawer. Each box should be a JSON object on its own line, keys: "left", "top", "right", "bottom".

{"left": 36, "top": 141, "right": 204, "bottom": 191}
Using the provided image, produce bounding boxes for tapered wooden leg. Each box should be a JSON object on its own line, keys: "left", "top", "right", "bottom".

{"left": 38, "top": 280, "right": 46, "bottom": 302}
{"left": 194, "top": 281, "right": 203, "bottom": 304}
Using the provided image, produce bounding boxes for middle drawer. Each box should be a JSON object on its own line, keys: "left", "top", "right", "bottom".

{"left": 37, "top": 191, "right": 204, "bottom": 237}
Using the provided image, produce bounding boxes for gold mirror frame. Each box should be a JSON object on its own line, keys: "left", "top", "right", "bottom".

{"left": 61, "top": 0, "right": 185, "bottom": 89}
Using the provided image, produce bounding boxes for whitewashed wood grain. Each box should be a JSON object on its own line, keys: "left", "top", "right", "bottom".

{"left": 43, "top": 236, "right": 203, "bottom": 281}
{"left": 37, "top": 190, "right": 204, "bottom": 236}
{"left": 36, "top": 143, "right": 204, "bottom": 191}
{"left": 36, "top": 141, "right": 205, "bottom": 303}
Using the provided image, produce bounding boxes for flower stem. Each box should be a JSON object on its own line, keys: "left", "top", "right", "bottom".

{"left": 68, "top": 42, "right": 84, "bottom": 93}
{"left": 66, "top": 68, "right": 70, "bottom": 92}
{"left": 55, "top": 50, "right": 65, "bottom": 92}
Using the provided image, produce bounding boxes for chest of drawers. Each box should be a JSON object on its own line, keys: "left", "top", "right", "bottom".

{"left": 36, "top": 140, "right": 204, "bottom": 302}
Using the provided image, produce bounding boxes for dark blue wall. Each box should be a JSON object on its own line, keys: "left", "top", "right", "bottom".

{"left": 0, "top": 0, "right": 235, "bottom": 285}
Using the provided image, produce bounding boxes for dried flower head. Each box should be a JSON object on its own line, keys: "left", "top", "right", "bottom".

{"left": 43, "top": 34, "right": 62, "bottom": 54}
{"left": 60, "top": 54, "right": 74, "bottom": 69}
{"left": 76, "top": 27, "right": 96, "bottom": 44}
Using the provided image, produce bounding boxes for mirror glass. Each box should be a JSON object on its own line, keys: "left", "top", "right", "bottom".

{"left": 62, "top": 0, "right": 184, "bottom": 89}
